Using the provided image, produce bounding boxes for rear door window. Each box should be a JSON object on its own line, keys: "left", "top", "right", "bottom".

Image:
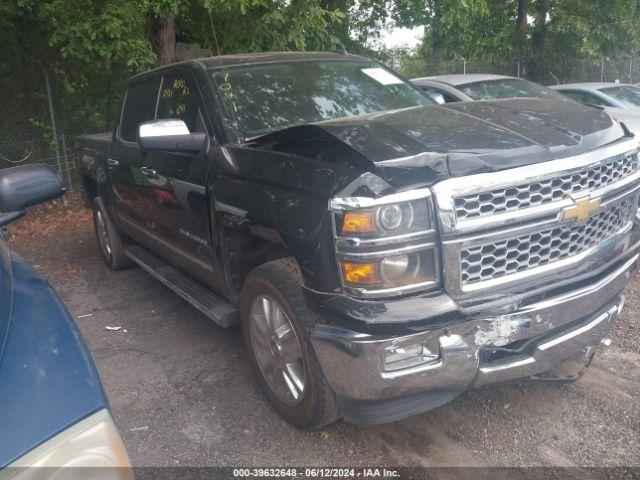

{"left": 157, "top": 73, "right": 206, "bottom": 133}
{"left": 119, "top": 78, "right": 160, "bottom": 142}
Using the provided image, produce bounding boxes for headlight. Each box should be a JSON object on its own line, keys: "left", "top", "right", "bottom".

{"left": 378, "top": 204, "right": 405, "bottom": 230}
{"left": 331, "top": 188, "right": 439, "bottom": 298}
{"left": 9, "top": 409, "right": 132, "bottom": 478}
{"left": 336, "top": 196, "right": 431, "bottom": 236}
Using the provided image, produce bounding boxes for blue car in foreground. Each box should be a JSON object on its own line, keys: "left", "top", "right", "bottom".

{"left": 0, "top": 165, "right": 131, "bottom": 477}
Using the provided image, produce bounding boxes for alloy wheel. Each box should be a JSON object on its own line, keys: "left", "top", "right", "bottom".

{"left": 95, "top": 209, "right": 112, "bottom": 258}
{"left": 248, "top": 294, "right": 306, "bottom": 406}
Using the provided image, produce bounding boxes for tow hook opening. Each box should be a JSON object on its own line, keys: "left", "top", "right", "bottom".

{"left": 527, "top": 346, "right": 598, "bottom": 383}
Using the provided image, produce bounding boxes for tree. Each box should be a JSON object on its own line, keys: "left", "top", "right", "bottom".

{"left": 0, "top": 0, "right": 349, "bottom": 138}
{"left": 146, "top": 1, "right": 183, "bottom": 66}
{"left": 403, "top": 0, "right": 640, "bottom": 81}
{"left": 514, "top": 0, "right": 529, "bottom": 59}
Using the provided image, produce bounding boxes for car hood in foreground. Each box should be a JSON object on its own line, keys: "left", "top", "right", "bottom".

{"left": 0, "top": 242, "right": 107, "bottom": 467}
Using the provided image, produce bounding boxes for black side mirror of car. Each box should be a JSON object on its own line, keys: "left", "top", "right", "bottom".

{"left": 0, "top": 164, "right": 66, "bottom": 227}
{"left": 138, "top": 119, "right": 208, "bottom": 153}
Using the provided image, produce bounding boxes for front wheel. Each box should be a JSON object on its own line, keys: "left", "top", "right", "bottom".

{"left": 91, "top": 197, "right": 132, "bottom": 270}
{"left": 240, "top": 258, "right": 339, "bottom": 429}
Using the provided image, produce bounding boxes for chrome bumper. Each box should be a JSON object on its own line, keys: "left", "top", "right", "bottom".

{"left": 311, "top": 254, "right": 637, "bottom": 417}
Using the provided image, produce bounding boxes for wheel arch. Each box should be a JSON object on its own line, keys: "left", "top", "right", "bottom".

{"left": 222, "top": 226, "right": 299, "bottom": 296}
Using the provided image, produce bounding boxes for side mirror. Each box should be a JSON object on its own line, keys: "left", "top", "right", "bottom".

{"left": 138, "top": 119, "right": 208, "bottom": 153}
{"left": 0, "top": 164, "right": 66, "bottom": 226}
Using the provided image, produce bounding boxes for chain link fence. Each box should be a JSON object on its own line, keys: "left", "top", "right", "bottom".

{"left": 0, "top": 66, "right": 77, "bottom": 191}
{"left": 404, "top": 56, "right": 640, "bottom": 86}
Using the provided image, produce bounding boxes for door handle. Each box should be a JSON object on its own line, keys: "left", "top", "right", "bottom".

{"left": 140, "top": 166, "right": 157, "bottom": 178}
{"left": 106, "top": 158, "right": 119, "bottom": 167}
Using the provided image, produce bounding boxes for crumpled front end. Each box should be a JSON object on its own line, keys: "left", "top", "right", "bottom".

{"left": 312, "top": 253, "right": 633, "bottom": 424}
{"left": 312, "top": 136, "right": 640, "bottom": 424}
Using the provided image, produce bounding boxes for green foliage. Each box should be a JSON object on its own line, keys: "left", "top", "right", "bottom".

{"left": 398, "top": 0, "right": 640, "bottom": 83}
{"left": 44, "top": 0, "right": 156, "bottom": 69}
{"left": 197, "top": 0, "right": 344, "bottom": 52}
{"left": 0, "top": 0, "right": 349, "bottom": 140}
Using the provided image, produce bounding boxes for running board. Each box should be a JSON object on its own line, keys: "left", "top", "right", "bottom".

{"left": 125, "top": 245, "right": 239, "bottom": 328}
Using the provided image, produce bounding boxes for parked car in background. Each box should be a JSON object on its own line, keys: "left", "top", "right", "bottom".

{"left": 411, "top": 73, "right": 565, "bottom": 103}
{"left": 550, "top": 83, "right": 640, "bottom": 127}
{"left": 76, "top": 52, "right": 639, "bottom": 428}
{"left": 411, "top": 75, "right": 640, "bottom": 132}
{"left": 550, "top": 82, "right": 640, "bottom": 110}
{"left": 0, "top": 165, "right": 131, "bottom": 477}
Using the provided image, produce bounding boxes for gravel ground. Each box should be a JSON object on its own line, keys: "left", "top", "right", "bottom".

{"left": 8, "top": 202, "right": 640, "bottom": 469}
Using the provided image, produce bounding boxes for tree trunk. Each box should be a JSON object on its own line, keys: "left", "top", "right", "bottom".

{"left": 430, "top": 0, "right": 444, "bottom": 61}
{"left": 530, "top": 0, "right": 550, "bottom": 78}
{"left": 514, "top": 0, "right": 529, "bottom": 59}
{"left": 151, "top": 16, "right": 177, "bottom": 67}
{"left": 516, "top": 0, "right": 528, "bottom": 35}
{"left": 532, "top": 0, "right": 549, "bottom": 53}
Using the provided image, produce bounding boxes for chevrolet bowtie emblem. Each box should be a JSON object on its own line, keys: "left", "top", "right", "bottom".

{"left": 562, "top": 197, "right": 600, "bottom": 222}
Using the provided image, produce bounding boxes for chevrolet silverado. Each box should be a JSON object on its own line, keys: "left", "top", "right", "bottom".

{"left": 75, "top": 52, "right": 639, "bottom": 428}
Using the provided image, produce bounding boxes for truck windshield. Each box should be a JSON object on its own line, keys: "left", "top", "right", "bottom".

{"left": 210, "top": 60, "right": 431, "bottom": 140}
{"left": 458, "top": 78, "right": 565, "bottom": 102}
{"left": 599, "top": 85, "right": 640, "bottom": 108}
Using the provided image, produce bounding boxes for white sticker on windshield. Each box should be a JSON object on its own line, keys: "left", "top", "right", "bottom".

{"left": 361, "top": 68, "right": 403, "bottom": 86}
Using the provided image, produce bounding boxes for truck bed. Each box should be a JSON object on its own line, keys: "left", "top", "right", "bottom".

{"left": 74, "top": 132, "right": 112, "bottom": 202}
{"left": 76, "top": 132, "right": 111, "bottom": 146}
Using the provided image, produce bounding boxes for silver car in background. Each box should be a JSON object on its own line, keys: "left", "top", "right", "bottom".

{"left": 411, "top": 74, "right": 565, "bottom": 104}
{"left": 550, "top": 83, "right": 640, "bottom": 128}
{"left": 411, "top": 74, "right": 640, "bottom": 133}
{"left": 550, "top": 82, "right": 640, "bottom": 110}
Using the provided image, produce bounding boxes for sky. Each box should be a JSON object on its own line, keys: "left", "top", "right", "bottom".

{"left": 377, "top": 25, "right": 424, "bottom": 50}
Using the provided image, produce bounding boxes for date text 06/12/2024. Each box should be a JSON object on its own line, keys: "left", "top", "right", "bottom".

{"left": 232, "top": 468, "right": 400, "bottom": 478}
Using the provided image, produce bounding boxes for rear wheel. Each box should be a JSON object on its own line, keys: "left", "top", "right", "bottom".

{"left": 240, "top": 258, "right": 339, "bottom": 429}
{"left": 91, "top": 197, "right": 132, "bottom": 270}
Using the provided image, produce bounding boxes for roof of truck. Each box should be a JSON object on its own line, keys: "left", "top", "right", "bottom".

{"left": 131, "top": 51, "right": 370, "bottom": 80}
{"left": 199, "top": 51, "right": 368, "bottom": 68}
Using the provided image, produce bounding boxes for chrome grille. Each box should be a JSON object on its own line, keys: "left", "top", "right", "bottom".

{"left": 454, "top": 153, "right": 638, "bottom": 220}
{"left": 460, "top": 200, "right": 634, "bottom": 285}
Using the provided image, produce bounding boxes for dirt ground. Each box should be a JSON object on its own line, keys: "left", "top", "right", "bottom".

{"left": 8, "top": 198, "right": 640, "bottom": 471}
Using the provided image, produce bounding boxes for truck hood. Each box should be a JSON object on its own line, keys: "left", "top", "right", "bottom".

{"left": 312, "top": 98, "right": 627, "bottom": 188}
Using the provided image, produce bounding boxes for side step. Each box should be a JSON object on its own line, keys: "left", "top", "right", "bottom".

{"left": 125, "top": 245, "right": 239, "bottom": 328}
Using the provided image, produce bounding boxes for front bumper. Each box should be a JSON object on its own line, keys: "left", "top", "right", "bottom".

{"left": 311, "top": 254, "right": 637, "bottom": 424}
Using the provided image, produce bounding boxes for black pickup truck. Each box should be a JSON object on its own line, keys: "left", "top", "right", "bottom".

{"left": 76, "top": 51, "right": 640, "bottom": 428}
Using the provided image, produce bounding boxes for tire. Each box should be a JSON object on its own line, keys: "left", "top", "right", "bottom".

{"left": 240, "top": 258, "right": 339, "bottom": 429}
{"left": 91, "top": 197, "right": 132, "bottom": 270}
